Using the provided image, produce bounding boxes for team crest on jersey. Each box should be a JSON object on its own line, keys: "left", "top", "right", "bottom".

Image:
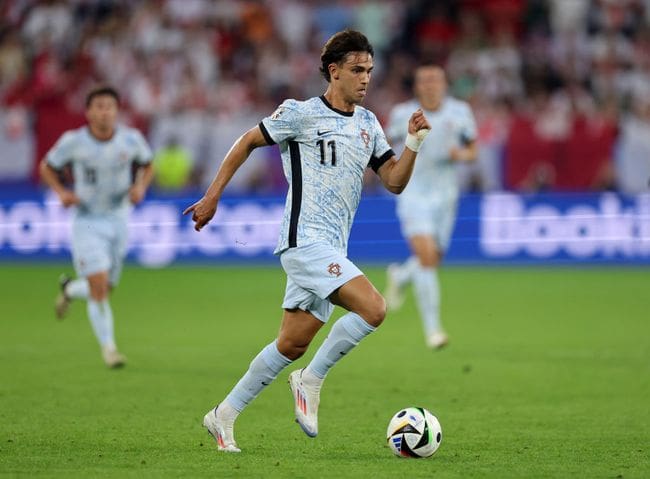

{"left": 360, "top": 128, "right": 370, "bottom": 148}
{"left": 327, "top": 262, "right": 342, "bottom": 277}
{"left": 271, "top": 106, "right": 285, "bottom": 120}
{"left": 119, "top": 151, "right": 128, "bottom": 163}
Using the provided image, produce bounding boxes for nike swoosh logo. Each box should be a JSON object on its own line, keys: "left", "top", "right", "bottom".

{"left": 317, "top": 129, "right": 333, "bottom": 135}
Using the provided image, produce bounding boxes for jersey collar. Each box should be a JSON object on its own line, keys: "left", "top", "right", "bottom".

{"left": 319, "top": 95, "right": 354, "bottom": 117}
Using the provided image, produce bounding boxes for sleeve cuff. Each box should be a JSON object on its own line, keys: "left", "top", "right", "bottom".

{"left": 258, "top": 121, "right": 276, "bottom": 145}
{"left": 368, "top": 149, "right": 395, "bottom": 173}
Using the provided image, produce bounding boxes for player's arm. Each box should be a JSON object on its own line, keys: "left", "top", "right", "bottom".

{"left": 450, "top": 139, "right": 478, "bottom": 163}
{"left": 376, "top": 109, "right": 430, "bottom": 194}
{"left": 129, "top": 163, "right": 154, "bottom": 205}
{"left": 39, "top": 160, "right": 80, "bottom": 207}
{"left": 183, "top": 125, "right": 269, "bottom": 231}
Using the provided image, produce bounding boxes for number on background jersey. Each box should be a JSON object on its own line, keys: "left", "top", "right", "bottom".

{"left": 84, "top": 167, "right": 97, "bottom": 184}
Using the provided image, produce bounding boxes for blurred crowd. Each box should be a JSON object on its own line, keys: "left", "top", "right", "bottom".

{"left": 0, "top": 0, "right": 649, "bottom": 194}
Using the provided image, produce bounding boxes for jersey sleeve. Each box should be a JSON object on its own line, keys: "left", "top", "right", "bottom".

{"left": 368, "top": 114, "right": 395, "bottom": 173}
{"left": 458, "top": 103, "right": 478, "bottom": 144}
{"left": 131, "top": 130, "right": 153, "bottom": 165}
{"left": 258, "top": 99, "right": 303, "bottom": 145}
{"left": 45, "top": 131, "right": 76, "bottom": 170}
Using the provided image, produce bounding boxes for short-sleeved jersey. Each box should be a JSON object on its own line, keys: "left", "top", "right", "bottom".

{"left": 388, "top": 97, "right": 477, "bottom": 201}
{"left": 260, "top": 96, "right": 394, "bottom": 255}
{"left": 46, "top": 125, "right": 153, "bottom": 216}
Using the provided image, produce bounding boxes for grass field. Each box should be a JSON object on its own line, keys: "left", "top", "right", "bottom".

{"left": 1, "top": 264, "right": 648, "bottom": 478}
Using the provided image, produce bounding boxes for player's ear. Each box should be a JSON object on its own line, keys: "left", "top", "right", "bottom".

{"left": 329, "top": 63, "right": 339, "bottom": 81}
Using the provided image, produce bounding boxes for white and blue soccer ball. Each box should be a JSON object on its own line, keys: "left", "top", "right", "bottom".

{"left": 386, "top": 407, "right": 442, "bottom": 458}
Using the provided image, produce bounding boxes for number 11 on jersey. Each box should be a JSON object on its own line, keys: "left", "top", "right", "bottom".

{"left": 317, "top": 139, "right": 337, "bottom": 166}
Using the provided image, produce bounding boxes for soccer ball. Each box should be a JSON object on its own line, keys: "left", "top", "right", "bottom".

{"left": 386, "top": 407, "right": 442, "bottom": 458}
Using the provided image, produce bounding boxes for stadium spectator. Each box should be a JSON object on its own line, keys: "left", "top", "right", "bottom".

{"left": 0, "top": 0, "right": 648, "bottom": 193}
{"left": 153, "top": 136, "right": 194, "bottom": 192}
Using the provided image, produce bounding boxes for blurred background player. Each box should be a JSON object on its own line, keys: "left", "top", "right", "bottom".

{"left": 384, "top": 65, "right": 477, "bottom": 349}
{"left": 39, "top": 86, "right": 153, "bottom": 368}
{"left": 184, "top": 30, "right": 430, "bottom": 453}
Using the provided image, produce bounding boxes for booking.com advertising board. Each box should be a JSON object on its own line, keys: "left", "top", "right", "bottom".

{"left": 0, "top": 187, "right": 649, "bottom": 266}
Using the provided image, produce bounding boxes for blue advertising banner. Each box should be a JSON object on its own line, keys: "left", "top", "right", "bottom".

{"left": 1, "top": 187, "right": 649, "bottom": 265}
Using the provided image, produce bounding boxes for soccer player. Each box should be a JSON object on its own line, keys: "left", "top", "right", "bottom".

{"left": 184, "top": 30, "right": 431, "bottom": 453}
{"left": 384, "top": 65, "right": 478, "bottom": 349}
{"left": 39, "top": 86, "right": 154, "bottom": 368}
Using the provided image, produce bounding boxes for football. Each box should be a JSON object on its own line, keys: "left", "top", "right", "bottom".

{"left": 386, "top": 407, "right": 442, "bottom": 458}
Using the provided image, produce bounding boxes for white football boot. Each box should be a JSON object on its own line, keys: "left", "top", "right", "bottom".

{"left": 426, "top": 331, "right": 449, "bottom": 350}
{"left": 203, "top": 405, "right": 241, "bottom": 453}
{"left": 102, "top": 346, "right": 127, "bottom": 368}
{"left": 288, "top": 369, "right": 320, "bottom": 437}
{"left": 384, "top": 263, "right": 405, "bottom": 311}
{"left": 55, "top": 274, "right": 72, "bottom": 320}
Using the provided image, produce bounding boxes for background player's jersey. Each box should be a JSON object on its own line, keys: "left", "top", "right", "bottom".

{"left": 388, "top": 97, "right": 477, "bottom": 202}
{"left": 260, "top": 96, "right": 394, "bottom": 255}
{"left": 46, "top": 126, "right": 152, "bottom": 217}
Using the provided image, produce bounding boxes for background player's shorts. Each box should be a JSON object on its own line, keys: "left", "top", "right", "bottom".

{"left": 280, "top": 242, "right": 363, "bottom": 323}
{"left": 396, "top": 195, "right": 458, "bottom": 252}
{"left": 71, "top": 214, "right": 128, "bottom": 285}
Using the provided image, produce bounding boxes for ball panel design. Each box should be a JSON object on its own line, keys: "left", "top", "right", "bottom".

{"left": 386, "top": 407, "right": 442, "bottom": 458}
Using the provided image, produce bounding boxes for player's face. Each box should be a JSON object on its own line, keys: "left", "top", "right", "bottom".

{"left": 333, "top": 52, "right": 373, "bottom": 105}
{"left": 86, "top": 95, "right": 118, "bottom": 133}
{"left": 415, "top": 66, "right": 447, "bottom": 109}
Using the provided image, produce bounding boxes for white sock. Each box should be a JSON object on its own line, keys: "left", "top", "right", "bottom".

{"left": 393, "top": 256, "right": 419, "bottom": 287}
{"left": 101, "top": 300, "right": 116, "bottom": 350}
{"left": 306, "top": 312, "right": 375, "bottom": 380}
{"left": 87, "top": 299, "right": 116, "bottom": 350}
{"left": 216, "top": 400, "right": 239, "bottom": 423}
{"left": 65, "top": 278, "right": 89, "bottom": 299}
{"left": 224, "top": 341, "right": 292, "bottom": 412}
{"left": 413, "top": 265, "right": 442, "bottom": 336}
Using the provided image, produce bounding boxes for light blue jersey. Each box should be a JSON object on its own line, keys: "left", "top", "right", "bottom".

{"left": 388, "top": 97, "right": 476, "bottom": 202}
{"left": 46, "top": 125, "right": 153, "bottom": 217}
{"left": 45, "top": 125, "right": 152, "bottom": 281}
{"left": 260, "top": 96, "right": 394, "bottom": 255}
{"left": 388, "top": 97, "right": 477, "bottom": 249}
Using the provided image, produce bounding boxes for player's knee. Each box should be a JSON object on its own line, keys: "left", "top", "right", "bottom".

{"left": 89, "top": 282, "right": 109, "bottom": 301}
{"left": 276, "top": 337, "right": 309, "bottom": 361}
{"left": 418, "top": 252, "right": 440, "bottom": 268}
{"left": 363, "top": 295, "right": 386, "bottom": 328}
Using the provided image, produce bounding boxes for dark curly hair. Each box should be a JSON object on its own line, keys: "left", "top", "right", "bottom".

{"left": 320, "top": 30, "right": 374, "bottom": 83}
{"left": 85, "top": 85, "right": 120, "bottom": 108}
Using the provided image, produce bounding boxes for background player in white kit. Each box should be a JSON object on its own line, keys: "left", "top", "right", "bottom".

{"left": 40, "top": 86, "right": 154, "bottom": 368}
{"left": 184, "top": 30, "right": 431, "bottom": 453}
{"left": 384, "top": 65, "right": 478, "bottom": 349}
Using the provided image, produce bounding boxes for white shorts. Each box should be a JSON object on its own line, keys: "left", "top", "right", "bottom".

{"left": 396, "top": 196, "right": 458, "bottom": 252}
{"left": 71, "top": 214, "right": 128, "bottom": 285}
{"left": 280, "top": 242, "right": 363, "bottom": 323}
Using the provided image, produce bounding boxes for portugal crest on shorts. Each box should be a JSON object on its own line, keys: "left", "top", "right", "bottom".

{"left": 327, "top": 262, "right": 342, "bottom": 277}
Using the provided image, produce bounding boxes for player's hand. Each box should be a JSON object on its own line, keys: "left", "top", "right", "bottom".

{"left": 129, "top": 184, "right": 146, "bottom": 205}
{"left": 407, "top": 109, "right": 431, "bottom": 135}
{"left": 58, "top": 189, "right": 80, "bottom": 208}
{"left": 183, "top": 196, "right": 217, "bottom": 232}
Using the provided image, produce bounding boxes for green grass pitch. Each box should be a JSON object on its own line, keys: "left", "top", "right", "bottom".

{"left": 1, "top": 264, "right": 648, "bottom": 478}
